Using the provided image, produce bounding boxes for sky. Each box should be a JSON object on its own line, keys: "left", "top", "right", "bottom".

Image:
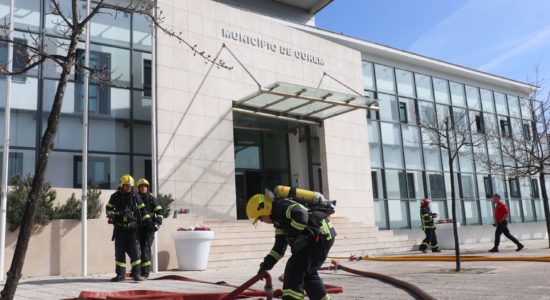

{"left": 316, "top": 0, "right": 550, "bottom": 96}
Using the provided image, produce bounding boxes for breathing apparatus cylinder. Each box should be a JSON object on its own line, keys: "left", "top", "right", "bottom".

{"left": 273, "top": 185, "right": 328, "bottom": 206}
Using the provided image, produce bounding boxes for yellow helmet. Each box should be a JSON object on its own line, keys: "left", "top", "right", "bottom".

{"left": 136, "top": 178, "right": 150, "bottom": 188}
{"left": 118, "top": 174, "right": 134, "bottom": 188}
{"left": 246, "top": 194, "right": 272, "bottom": 224}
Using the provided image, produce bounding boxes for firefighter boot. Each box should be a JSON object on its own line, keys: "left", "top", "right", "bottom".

{"left": 111, "top": 266, "right": 126, "bottom": 282}
{"left": 141, "top": 262, "right": 151, "bottom": 279}
{"left": 131, "top": 264, "right": 143, "bottom": 281}
{"left": 419, "top": 244, "right": 427, "bottom": 253}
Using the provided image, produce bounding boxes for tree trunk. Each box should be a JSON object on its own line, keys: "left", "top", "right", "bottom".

{"left": 445, "top": 120, "right": 461, "bottom": 272}
{"left": 538, "top": 172, "right": 550, "bottom": 248}
{"left": 1, "top": 37, "right": 79, "bottom": 300}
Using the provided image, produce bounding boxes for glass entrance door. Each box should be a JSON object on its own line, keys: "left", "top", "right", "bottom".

{"left": 234, "top": 129, "right": 290, "bottom": 219}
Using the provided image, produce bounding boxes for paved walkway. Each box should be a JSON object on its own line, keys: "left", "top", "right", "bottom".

{"left": 3, "top": 239, "right": 550, "bottom": 299}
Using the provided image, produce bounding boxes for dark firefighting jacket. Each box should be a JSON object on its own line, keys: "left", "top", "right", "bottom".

{"left": 106, "top": 189, "right": 150, "bottom": 229}
{"left": 420, "top": 206, "right": 435, "bottom": 230}
{"left": 263, "top": 199, "right": 336, "bottom": 267}
{"left": 139, "top": 193, "right": 163, "bottom": 225}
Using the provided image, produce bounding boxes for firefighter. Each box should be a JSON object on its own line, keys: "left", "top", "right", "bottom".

{"left": 419, "top": 198, "right": 440, "bottom": 253}
{"left": 246, "top": 187, "right": 336, "bottom": 300}
{"left": 136, "top": 178, "right": 163, "bottom": 279}
{"left": 106, "top": 174, "right": 152, "bottom": 282}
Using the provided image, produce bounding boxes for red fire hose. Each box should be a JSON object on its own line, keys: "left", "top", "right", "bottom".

{"left": 64, "top": 271, "right": 343, "bottom": 300}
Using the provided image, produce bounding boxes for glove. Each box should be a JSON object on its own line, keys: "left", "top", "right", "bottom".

{"left": 431, "top": 213, "right": 438, "bottom": 218}
{"left": 492, "top": 223, "right": 497, "bottom": 227}
{"left": 146, "top": 220, "right": 157, "bottom": 232}
{"left": 155, "top": 216, "right": 163, "bottom": 226}
{"left": 257, "top": 261, "right": 273, "bottom": 275}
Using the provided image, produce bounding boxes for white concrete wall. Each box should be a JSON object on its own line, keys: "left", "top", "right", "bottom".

{"left": 156, "top": 0, "right": 372, "bottom": 222}
{"left": 288, "top": 132, "right": 309, "bottom": 188}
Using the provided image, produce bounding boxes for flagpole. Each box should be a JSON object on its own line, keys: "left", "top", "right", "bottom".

{"left": 81, "top": 0, "right": 91, "bottom": 277}
{"left": 0, "top": 0, "right": 16, "bottom": 282}
{"left": 151, "top": 0, "right": 159, "bottom": 274}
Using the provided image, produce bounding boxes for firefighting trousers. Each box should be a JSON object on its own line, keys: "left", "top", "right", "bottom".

{"left": 139, "top": 228, "right": 155, "bottom": 276}
{"left": 282, "top": 237, "right": 335, "bottom": 300}
{"left": 420, "top": 228, "right": 438, "bottom": 250}
{"left": 113, "top": 227, "right": 141, "bottom": 276}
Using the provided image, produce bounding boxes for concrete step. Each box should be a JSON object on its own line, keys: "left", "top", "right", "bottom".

{"left": 203, "top": 217, "right": 416, "bottom": 269}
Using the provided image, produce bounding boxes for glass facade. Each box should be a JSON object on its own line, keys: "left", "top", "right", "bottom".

{"left": 364, "top": 60, "right": 546, "bottom": 229}
{"left": 0, "top": 0, "right": 152, "bottom": 188}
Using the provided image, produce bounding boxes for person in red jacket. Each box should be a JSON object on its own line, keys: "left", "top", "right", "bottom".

{"left": 488, "top": 194, "right": 524, "bottom": 252}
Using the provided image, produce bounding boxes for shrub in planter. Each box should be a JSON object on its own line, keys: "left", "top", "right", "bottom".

{"left": 157, "top": 193, "right": 175, "bottom": 218}
{"left": 53, "top": 186, "right": 102, "bottom": 220}
{"left": 6, "top": 174, "right": 56, "bottom": 231}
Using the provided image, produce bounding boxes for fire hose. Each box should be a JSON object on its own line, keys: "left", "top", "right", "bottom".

{"left": 320, "top": 260, "right": 436, "bottom": 300}
{"left": 328, "top": 254, "right": 550, "bottom": 262}
{"left": 65, "top": 271, "right": 343, "bottom": 300}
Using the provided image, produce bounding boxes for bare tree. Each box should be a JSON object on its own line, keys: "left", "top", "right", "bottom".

{"left": 0, "top": 1, "right": 230, "bottom": 298}
{"left": 418, "top": 104, "right": 484, "bottom": 272}
{"left": 477, "top": 74, "right": 550, "bottom": 248}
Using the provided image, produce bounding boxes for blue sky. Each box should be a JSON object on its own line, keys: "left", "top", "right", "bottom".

{"left": 316, "top": 0, "right": 550, "bottom": 95}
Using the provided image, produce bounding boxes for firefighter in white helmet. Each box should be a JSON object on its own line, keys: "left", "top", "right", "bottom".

{"left": 419, "top": 197, "right": 440, "bottom": 253}
{"left": 136, "top": 178, "right": 163, "bottom": 279}
{"left": 106, "top": 174, "right": 151, "bottom": 282}
{"left": 246, "top": 185, "right": 336, "bottom": 300}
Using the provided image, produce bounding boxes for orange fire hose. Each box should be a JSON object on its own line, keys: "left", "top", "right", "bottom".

{"left": 328, "top": 254, "right": 550, "bottom": 262}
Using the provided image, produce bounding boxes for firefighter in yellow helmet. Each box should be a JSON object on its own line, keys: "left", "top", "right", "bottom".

{"left": 246, "top": 185, "right": 336, "bottom": 300}
{"left": 136, "top": 178, "right": 164, "bottom": 279}
{"left": 106, "top": 174, "right": 151, "bottom": 282}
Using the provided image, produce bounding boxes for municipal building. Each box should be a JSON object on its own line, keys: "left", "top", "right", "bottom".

{"left": 0, "top": 0, "right": 547, "bottom": 275}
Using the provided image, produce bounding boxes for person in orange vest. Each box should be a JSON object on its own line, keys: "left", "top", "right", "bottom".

{"left": 488, "top": 194, "right": 524, "bottom": 252}
{"left": 419, "top": 198, "right": 440, "bottom": 253}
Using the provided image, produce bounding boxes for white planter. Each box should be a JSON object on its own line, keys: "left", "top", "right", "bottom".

{"left": 172, "top": 231, "right": 214, "bottom": 270}
{"left": 437, "top": 222, "right": 460, "bottom": 250}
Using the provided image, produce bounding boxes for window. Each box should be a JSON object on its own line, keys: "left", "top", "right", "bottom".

{"left": 0, "top": 37, "right": 29, "bottom": 82}
{"left": 531, "top": 179, "right": 540, "bottom": 199}
{"left": 483, "top": 176, "right": 493, "bottom": 198}
{"left": 508, "top": 178, "right": 520, "bottom": 198}
{"left": 500, "top": 119, "right": 510, "bottom": 137}
{"left": 398, "top": 172, "right": 415, "bottom": 199}
{"left": 475, "top": 115, "right": 484, "bottom": 133}
{"left": 73, "top": 156, "right": 111, "bottom": 189}
{"left": 75, "top": 49, "right": 111, "bottom": 114}
{"left": 374, "top": 64, "right": 395, "bottom": 94}
{"left": 399, "top": 102, "right": 407, "bottom": 123}
{"left": 371, "top": 171, "right": 378, "bottom": 199}
{"left": 428, "top": 174, "right": 445, "bottom": 199}
{"left": 460, "top": 174, "right": 475, "bottom": 199}
{"left": 143, "top": 59, "right": 152, "bottom": 97}
{"left": 0, "top": 152, "right": 24, "bottom": 183}
{"left": 523, "top": 123, "right": 531, "bottom": 141}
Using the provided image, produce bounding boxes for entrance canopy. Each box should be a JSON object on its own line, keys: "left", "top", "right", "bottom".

{"left": 233, "top": 81, "right": 378, "bottom": 131}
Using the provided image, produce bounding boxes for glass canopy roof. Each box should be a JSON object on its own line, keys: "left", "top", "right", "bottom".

{"left": 233, "top": 82, "right": 378, "bottom": 126}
